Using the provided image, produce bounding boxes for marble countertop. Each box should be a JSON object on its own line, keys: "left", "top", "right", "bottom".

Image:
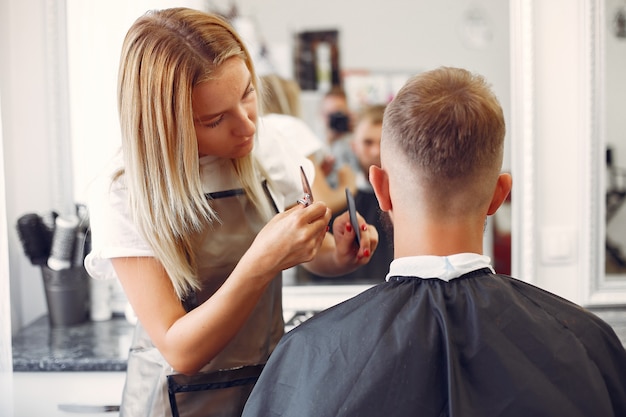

{"left": 10, "top": 285, "right": 364, "bottom": 373}
{"left": 12, "top": 305, "right": 625, "bottom": 373}
{"left": 12, "top": 315, "right": 134, "bottom": 372}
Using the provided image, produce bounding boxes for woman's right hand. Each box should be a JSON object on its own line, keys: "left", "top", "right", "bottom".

{"left": 242, "top": 201, "right": 332, "bottom": 277}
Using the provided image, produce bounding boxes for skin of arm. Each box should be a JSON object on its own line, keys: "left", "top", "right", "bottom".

{"left": 112, "top": 200, "right": 375, "bottom": 375}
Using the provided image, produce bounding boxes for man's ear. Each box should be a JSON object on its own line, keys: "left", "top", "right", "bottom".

{"left": 487, "top": 173, "right": 513, "bottom": 215}
{"left": 369, "top": 165, "right": 392, "bottom": 212}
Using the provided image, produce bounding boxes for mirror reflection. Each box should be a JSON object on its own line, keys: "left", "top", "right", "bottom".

{"left": 604, "top": 0, "right": 626, "bottom": 282}
{"left": 67, "top": 0, "right": 512, "bottom": 291}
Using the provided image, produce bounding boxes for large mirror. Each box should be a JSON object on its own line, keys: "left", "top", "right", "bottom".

{"left": 63, "top": 0, "right": 512, "bottom": 309}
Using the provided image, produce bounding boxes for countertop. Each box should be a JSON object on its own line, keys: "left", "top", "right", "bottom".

{"left": 10, "top": 309, "right": 328, "bottom": 373}
{"left": 10, "top": 284, "right": 370, "bottom": 373}
{"left": 12, "top": 315, "right": 134, "bottom": 372}
{"left": 12, "top": 304, "right": 626, "bottom": 373}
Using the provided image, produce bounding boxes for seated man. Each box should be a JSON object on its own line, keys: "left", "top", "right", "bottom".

{"left": 243, "top": 67, "right": 626, "bottom": 417}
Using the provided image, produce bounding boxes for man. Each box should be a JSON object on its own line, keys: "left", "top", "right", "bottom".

{"left": 319, "top": 87, "right": 360, "bottom": 189}
{"left": 243, "top": 67, "right": 626, "bottom": 417}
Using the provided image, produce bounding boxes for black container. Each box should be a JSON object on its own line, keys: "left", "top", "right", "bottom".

{"left": 41, "top": 266, "right": 90, "bottom": 327}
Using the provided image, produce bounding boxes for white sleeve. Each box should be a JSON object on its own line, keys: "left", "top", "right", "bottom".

{"left": 255, "top": 116, "right": 315, "bottom": 212}
{"left": 84, "top": 156, "right": 153, "bottom": 280}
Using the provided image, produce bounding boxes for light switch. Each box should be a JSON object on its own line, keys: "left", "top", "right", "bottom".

{"left": 541, "top": 227, "right": 577, "bottom": 264}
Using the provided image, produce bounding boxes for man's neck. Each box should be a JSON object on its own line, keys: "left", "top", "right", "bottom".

{"left": 392, "top": 212, "right": 485, "bottom": 258}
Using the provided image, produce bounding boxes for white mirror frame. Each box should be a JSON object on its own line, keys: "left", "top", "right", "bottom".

{"left": 511, "top": 0, "right": 626, "bottom": 306}
{"left": 509, "top": 0, "right": 537, "bottom": 289}
{"left": 591, "top": 0, "right": 626, "bottom": 304}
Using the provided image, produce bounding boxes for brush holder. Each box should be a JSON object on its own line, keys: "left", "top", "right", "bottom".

{"left": 41, "top": 265, "right": 90, "bottom": 327}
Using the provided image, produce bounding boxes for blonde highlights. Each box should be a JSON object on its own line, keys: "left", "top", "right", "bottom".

{"left": 259, "top": 74, "right": 302, "bottom": 117}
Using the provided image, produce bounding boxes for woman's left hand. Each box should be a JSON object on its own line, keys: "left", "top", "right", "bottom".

{"left": 331, "top": 210, "right": 379, "bottom": 270}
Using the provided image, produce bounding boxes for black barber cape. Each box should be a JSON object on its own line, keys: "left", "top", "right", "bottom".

{"left": 243, "top": 269, "right": 626, "bottom": 417}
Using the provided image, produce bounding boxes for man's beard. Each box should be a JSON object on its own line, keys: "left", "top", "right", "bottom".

{"left": 378, "top": 210, "right": 394, "bottom": 249}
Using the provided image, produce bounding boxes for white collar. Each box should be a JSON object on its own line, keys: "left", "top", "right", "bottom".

{"left": 385, "top": 253, "right": 494, "bottom": 282}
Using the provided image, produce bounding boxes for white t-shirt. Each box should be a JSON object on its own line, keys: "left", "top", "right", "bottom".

{"left": 259, "top": 113, "right": 328, "bottom": 164}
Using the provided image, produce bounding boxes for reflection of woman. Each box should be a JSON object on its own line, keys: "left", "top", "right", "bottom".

{"left": 259, "top": 74, "right": 356, "bottom": 214}
{"left": 84, "top": 8, "right": 377, "bottom": 416}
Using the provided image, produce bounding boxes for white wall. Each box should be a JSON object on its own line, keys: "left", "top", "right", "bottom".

{"left": 0, "top": 0, "right": 15, "bottom": 410}
{"left": 0, "top": 26, "right": 14, "bottom": 414}
{"left": 523, "top": 0, "right": 591, "bottom": 301}
{"left": 1, "top": 0, "right": 59, "bottom": 334}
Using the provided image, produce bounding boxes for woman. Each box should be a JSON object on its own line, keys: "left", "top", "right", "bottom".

{"left": 259, "top": 73, "right": 357, "bottom": 214}
{"left": 85, "top": 8, "right": 377, "bottom": 416}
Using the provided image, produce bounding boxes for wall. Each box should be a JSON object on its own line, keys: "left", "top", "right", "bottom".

{"left": 0, "top": 10, "right": 14, "bottom": 407}
{"left": 508, "top": 0, "right": 626, "bottom": 304}
{"left": 1, "top": 0, "right": 59, "bottom": 335}
{"left": 525, "top": 0, "right": 591, "bottom": 301}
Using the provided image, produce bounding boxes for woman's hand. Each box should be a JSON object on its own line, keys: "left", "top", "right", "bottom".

{"left": 301, "top": 209, "right": 379, "bottom": 277}
{"left": 330, "top": 209, "right": 379, "bottom": 271}
{"left": 242, "top": 201, "right": 332, "bottom": 277}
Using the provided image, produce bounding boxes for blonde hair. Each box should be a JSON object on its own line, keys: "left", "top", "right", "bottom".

{"left": 259, "top": 74, "right": 302, "bottom": 117}
{"left": 117, "top": 8, "right": 272, "bottom": 299}
{"left": 355, "top": 104, "right": 386, "bottom": 127}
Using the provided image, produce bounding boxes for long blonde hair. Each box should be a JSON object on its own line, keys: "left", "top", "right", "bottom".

{"left": 117, "top": 8, "right": 272, "bottom": 299}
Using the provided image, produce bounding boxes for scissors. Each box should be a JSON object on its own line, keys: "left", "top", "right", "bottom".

{"left": 297, "top": 166, "right": 314, "bottom": 207}
{"left": 345, "top": 188, "right": 361, "bottom": 246}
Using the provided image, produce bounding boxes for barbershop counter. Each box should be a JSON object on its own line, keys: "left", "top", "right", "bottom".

{"left": 11, "top": 316, "right": 133, "bottom": 416}
{"left": 12, "top": 315, "right": 134, "bottom": 372}
{"left": 12, "top": 284, "right": 374, "bottom": 373}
